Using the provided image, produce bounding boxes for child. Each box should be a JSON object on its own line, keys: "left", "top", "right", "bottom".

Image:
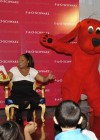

{"left": 0, "top": 120, "right": 24, "bottom": 140}
{"left": 0, "top": 120, "right": 37, "bottom": 140}
{"left": 53, "top": 100, "right": 91, "bottom": 140}
{"left": 77, "top": 113, "right": 98, "bottom": 140}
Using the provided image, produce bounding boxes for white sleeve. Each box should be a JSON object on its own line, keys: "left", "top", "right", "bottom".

{"left": 30, "top": 67, "right": 38, "bottom": 78}
{"left": 9, "top": 67, "right": 17, "bottom": 74}
{"left": 82, "top": 130, "right": 98, "bottom": 140}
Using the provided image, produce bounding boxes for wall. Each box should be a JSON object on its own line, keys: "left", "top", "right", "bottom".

{"left": 0, "top": 0, "right": 79, "bottom": 108}
{"left": 79, "top": 0, "right": 100, "bottom": 20}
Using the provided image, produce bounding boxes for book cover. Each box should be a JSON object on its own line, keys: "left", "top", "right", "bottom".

{"left": 0, "top": 65, "right": 10, "bottom": 82}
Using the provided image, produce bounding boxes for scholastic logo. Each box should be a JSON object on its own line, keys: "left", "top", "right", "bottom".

{"left": 0, "top": 40, "right": 19, "bottom": 44}
{"left": 55, "top": 98, "right": 62, "bottom": 101}
{"left": 26, "top": 50, "right": 50, "bottom": 54}
{"left": 0, "top": 60, "right": 18, "bottom": 63}
{"left": 54, "top": 60, "right": 72, "bottom": 64}
{"left": 38, "top": 70, "right": 50, "bottom": 73}
{"left": 45, "top": 89, "right": 50, "bottom": 93}
{"left": 26, "top": 30, "right": 49, "bottom": 35}
{"left": 0, "top": 0, "right": 19, "bottom": 4}
{"left": 0, "top": 20, "right": 18, "bottom": 24}
{"left": 55, "top": 3, "right": 78, "bottom": 7}
{"left": 25, "top": 11, "right": 50, "bottom": 16}
{"left": 0, "top": 100, "right": 5, "bottom": 104}
{"left": 55, "top": 79, "right": 63, "bottom": 82}
{"left": 54, "top": 22, "right": 76, "bottom": 26}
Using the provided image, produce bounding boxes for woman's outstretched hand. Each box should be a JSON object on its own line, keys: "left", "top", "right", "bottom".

{"left": 47, "top": 71, "right": 55, "bottom": 81}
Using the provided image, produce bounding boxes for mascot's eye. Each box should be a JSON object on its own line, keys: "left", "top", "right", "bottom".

{"left": 88, "top": 26, "right": 94, "bottom": 34}
{"left": 96, "top": 27, "right": 100, "bottom": 34}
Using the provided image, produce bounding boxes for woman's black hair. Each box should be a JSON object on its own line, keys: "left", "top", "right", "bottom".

{"left": 23, "top": 53, "right": 34, "bottom": 68}
{"left": 0, "top": 121, "right": 23, "bottom": 140}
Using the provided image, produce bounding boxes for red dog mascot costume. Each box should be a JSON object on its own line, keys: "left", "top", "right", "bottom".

{"left": 40, "top": 18, "right": 100, "bottom": 116}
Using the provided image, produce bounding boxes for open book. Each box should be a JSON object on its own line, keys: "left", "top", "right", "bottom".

{"left": 0, "top": 65, "right": 10, "bottom": 82}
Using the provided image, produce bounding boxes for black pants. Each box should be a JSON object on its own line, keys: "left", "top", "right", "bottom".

{"left": 10, "top": 91, "right": 42, "bottom": 121}
{"left": 16, "top": 99, "right": 40, "bottom": 121}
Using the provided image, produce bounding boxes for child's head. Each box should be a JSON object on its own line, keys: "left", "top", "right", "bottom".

{"left": 77, "top": 113, "right": 88, "bottom": 130}
{"left": 0, "top": 120, "right": 24, "bottom": 140}
{"left": 54, "top": 100, "right": 82, "bottom": 129}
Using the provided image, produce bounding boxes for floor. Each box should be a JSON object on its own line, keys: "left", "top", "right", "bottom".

{"left": 0, "top": 100, "right": 100, "bottom": 140}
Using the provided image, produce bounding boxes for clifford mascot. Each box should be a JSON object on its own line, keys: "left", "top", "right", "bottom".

{"left": 40, "top": 18, "right": 100, "bottom": 117}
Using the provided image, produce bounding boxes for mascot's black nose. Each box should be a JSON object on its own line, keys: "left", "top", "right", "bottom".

{"left": 47, "top": 38, "right": 53, "bottom": 43}
{"left": 92, "top": 38, "right": 100, "bottom": 47}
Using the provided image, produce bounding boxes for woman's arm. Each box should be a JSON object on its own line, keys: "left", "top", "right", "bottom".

{"left": 35, "top": 72, "right": 55, "bottom": 83}
{"left": 7, "top": 71, "right": 13, "bottom": 80}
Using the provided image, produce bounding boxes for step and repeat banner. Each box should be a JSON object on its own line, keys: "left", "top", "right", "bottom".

{"left": 0, "top": 0, "right": 79, "bottom": 108}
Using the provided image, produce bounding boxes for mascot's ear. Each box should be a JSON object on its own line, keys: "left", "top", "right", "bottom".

{"left": 59, "top": 22, "right": 80, "bottom": 43}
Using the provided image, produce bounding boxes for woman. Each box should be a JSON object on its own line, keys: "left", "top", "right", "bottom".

{"left": 7, "top": 53, "right": 55, "bottom": 124}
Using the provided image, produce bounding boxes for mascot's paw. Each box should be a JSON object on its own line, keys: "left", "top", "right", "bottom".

{"left": 40, "top": 33, "right": 54, "bottom": 47}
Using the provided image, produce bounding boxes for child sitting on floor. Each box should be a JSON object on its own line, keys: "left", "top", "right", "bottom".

{"left": 53, "top": 100, "right": 91, "bottom": 140}
{"left": 0, "top": 120, "right": 37, "bottom": 140}
{"left": 77, "top": 112, "right": 98, "bottom": 140}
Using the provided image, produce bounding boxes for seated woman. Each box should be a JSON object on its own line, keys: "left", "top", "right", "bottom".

{"left": 7, "top": 53, "right": 55, "bottom": 124}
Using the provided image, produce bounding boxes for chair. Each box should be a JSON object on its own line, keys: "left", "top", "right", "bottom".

{"left": 4, "top": 80, "right": 46, "bottom": 123}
